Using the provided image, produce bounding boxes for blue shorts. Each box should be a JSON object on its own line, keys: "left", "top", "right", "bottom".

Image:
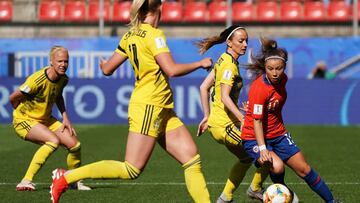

{"left": 242, "top": 132, "right": 300, "bottom": 167}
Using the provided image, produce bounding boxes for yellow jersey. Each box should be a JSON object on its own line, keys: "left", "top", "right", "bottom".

{"left": 208, "top": 52, "right": 243, "bottom": 127}
{"left": 116, "top": 23, "right": 173, "bottom": 108}
{"left": 13, "top": 67, "right": 68, "bottom": 121}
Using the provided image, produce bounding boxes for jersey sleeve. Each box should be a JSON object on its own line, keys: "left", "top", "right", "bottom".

{"left": 18, "top": 75, "right": 39, "bottom": 95}
{"left": 248, "top": 81, "right": 268, "bottom": 120}
{"left": 115, "top": 34, "right": 127, "bottom": 57}
{"left": 148, "top": 30, "right": 170, "bottom": 56}
{"left": 219, "top": 64, "right": 237, "bottom": 86}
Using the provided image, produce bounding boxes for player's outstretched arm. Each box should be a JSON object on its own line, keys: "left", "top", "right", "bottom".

{"left": 155, "top": 52, "right": 212, "bottom": 77}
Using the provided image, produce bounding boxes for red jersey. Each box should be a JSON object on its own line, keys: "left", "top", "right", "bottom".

{"left": 241, "top": 74, "right": 288, "bottom": 140}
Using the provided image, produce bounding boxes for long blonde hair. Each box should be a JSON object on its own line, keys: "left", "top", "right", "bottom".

{"left": 129, "top": 0, "right": 162, "bottom": 28}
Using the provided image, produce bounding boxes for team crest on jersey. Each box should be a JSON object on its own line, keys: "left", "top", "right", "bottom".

{"left": 153, "top": 117, "right": 162, "bottom": 130}
{"left": 267, "top": 97, "right": 280, "bottom": 111}
{"left": 155, "top": 37, "right": 166, "bottom": 49}
{"left": 253, "top": 145, "right": 259, "bottom": 153}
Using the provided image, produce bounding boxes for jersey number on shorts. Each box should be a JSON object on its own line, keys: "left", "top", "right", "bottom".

{"left": 129, "top": 44, "right": 140, "bottom": 80}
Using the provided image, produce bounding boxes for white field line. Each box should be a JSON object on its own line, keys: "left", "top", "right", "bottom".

{"left": 0, "top": 182, "right": 359, "bottom": 186}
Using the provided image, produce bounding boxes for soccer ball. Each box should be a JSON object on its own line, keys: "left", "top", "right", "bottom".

{"left": 263, "top": 183, "right": 292, "bottom": 203}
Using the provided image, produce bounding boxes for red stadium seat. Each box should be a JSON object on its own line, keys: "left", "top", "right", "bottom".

{"left": 280, "top": 1, "right": 303, "bottom": 22}
{"left": 112, "top": 1, "right": 131, "bottom": 22}
{"left": 0, "top": 0, "right": 12, "bottom": 22}
{"left": 38, "top": 1, "right": 62, "bottom": 22}
{"left": 304, "top": 1, "right": 326, "bottom": 22}
{"left": 64, "top": 0, "right": 86, "bottom": 22}
{"left": 88, "top": 0, "right": 110, "bottom": 22}
{"left": 256, "top": 1, "right": 278, "bottom": 22}
{"left": 183, "top": 2, "right": 207, "bottom": 23}
{"left": 232, "top": 2, "right": 254, "bottom": 22}
{"left": 161, "top": 1, "right": 183, "bottom": 22}
{"left": 208, "top": 1, "right": 227, "bottom": 23}
{"left": 327, "top": 1, "right": 351, "bottom": 22}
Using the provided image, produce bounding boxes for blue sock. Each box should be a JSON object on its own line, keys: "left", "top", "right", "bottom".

{"left": 303, "top": 168, "right": 334, "bottom": 202}
{"left": 270, "top": 171, "right": 285, "bottom": 184}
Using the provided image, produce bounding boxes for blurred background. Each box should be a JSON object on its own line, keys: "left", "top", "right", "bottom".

{"left": 0, "top": 0, "right": 359, "bottom": 125}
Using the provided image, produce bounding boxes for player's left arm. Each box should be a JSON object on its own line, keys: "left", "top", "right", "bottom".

{"left": 9, "top": 89, "right": 26, "bottom": 109}
{"left": 56, "top": 94, "right": 76, "bottom": 136}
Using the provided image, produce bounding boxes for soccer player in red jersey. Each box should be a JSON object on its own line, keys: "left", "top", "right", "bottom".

{"left": 241, "top": 37, "right": 339, "bottom": 203}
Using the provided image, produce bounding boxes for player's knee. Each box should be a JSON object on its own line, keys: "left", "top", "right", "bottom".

{"left": 124, "top": 161, "right": 141, "bottom": 180}
{"left": 45, "top": 141, "right": 59, "bottom": 150}
{"left": 297, "top": 164, "right": 311, "bottom": 177}
{"left": 271, "top": 160, "right": 285, "bottom": 174}
{"left": 68, "top": 142, "right": 81, "bottom": 152}
{"left": 47, "top": 137, "right": 60, "bottom": 146}
{"left": 182, "top": 154, "right": 201, "bottom": 170}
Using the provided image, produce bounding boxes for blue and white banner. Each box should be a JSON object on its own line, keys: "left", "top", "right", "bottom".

{"left": 0, "top": 78, "right": 359, "bottom": 125}
{"left": 1, "top": 37, "right": 360, "bottom": 78}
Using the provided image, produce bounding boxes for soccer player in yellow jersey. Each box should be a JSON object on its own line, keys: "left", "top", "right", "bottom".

{"left": 9, "top": 46, "right": 90, "bottom": 191}
{"left": 196, "top": 26, "right": 269, "bottom": 202}
{"left": 50, "top": 1, "right": 212, "bottom": 203}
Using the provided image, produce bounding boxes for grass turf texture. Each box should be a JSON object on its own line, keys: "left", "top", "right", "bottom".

{"left": 0, "top": 125, "right": 359, "bottom": 203}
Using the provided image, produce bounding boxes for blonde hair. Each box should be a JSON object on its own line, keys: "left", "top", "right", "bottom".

{"left": 49, "top": 45, "right": 68, "bottom": 62}
{"left": 129, "top": 0, "right": 162, "bottom": 28}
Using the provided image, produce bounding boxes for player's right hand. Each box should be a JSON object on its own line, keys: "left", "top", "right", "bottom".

{"left": 200, "top": 57, "right": 212, "bottom": 71}
{"left": 197, "top": 117, "right": 208, "bottom": 137}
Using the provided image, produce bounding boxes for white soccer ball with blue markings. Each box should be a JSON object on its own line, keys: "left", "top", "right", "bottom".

{"left": 263, "top": 183, "right": 292, "bottom": 203}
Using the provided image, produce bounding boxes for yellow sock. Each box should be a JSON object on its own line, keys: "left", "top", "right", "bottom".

{"left": 67, "top": 142, "right": 81, "bottom": 169}
{"left": 65, "top": 160, "right": 140, "bottom": 184}
{"left": 250, "top": 165, "right": 269, "bottom": 191}
{"left": 222, "top": 160, "right": 251, "bottom": 201}
{"left": 23, "top": 142, "right": 58, "bottom": 181}
{"left": 182, "top": 154, "right": 210, "bottom": 203}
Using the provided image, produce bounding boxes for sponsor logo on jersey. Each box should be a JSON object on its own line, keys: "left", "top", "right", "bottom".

{"left": 222, "top": 69, "right": 232, "bottom": 80}
{"left": 155, "top": 37, "right": 166, "bottom": 49}
{"left": 20, "top": 85, "right": 31, "bottom": 93}
{"left": 253, "top": 104, "right": 263, "bottom": 115}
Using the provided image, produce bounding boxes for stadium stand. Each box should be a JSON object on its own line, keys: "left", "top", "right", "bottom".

{"left": 38, "top": 0, "right": 62, "bottom": 22}
{"left": 303, "top": 1, "right": 326, "bottom": 21}
{"left": 256, "top": 1, "right": 278, "bottom": 22}
{"left": 208, "top": 1, "right": 227, "bottom": 23}
{"left": 183, "top": 1, "right": 207, "bottom": 23}
{"left": 327, "top": 1, "right": 351, "bottom": 21}
{"left": 64, "top": 0, "right": 87, "bottom": 22}
{"left": 88, "top": 0, "right": 110, "bottom": 22}
{"left": 0, "top": 0, "right": 12, "bottom": 22}
{"left": 280, "top": 1, "right": 303, "bottom": 22}
{"left": 232, "top": 2, "right": 254, "bottom": 22}
{"left": 161, "top": 1, "right": 183, "bottom": 23}
{"left": 112, "top": 0, "right": 131, "bottom": 22}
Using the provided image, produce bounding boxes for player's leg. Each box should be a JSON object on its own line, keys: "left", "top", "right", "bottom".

{"left": 208, "top": 124, "right": 252, "bottom": 202}
{"left": 51, "top": 118, "right": 90, "bottom": 190}
{"left": 158, "top": 112, "right": 210, "bottom": 203}
{"left": 13, "top": 119, "right": 59, "bottom": 191}
{"left": 50, "top": 103, "right": 157, "bottom": 203}
{"left": 286, "top": 152, "right": 334, "bottom": 202}
{"left": 274, "top": 133, "right": 334, "bottom": 202}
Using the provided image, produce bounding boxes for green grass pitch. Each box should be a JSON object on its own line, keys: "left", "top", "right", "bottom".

{"left": 0, "top": 125, "right": 359, "bottom": 203}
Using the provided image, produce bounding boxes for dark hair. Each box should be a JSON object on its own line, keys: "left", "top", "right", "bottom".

{"left": 196, "top": 25, "right": 246, "bottom": 55}
{"left": 247, "top": 37, "right": 288, "bottom": 76}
